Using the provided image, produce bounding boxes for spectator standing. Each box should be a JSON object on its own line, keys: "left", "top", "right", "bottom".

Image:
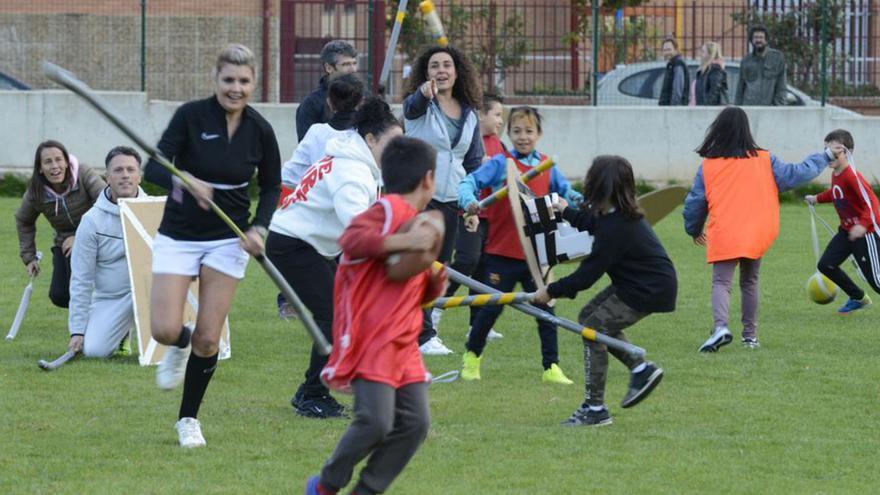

{"left": 296, "top": 40, "right": 359, "bottom": 141}
{"left": 694, "top": 41, "right": 729, "bottom": 106}
{"left": 659, "top": 37, "right": 689, "bottom": 106}
{"left": 735, "top": 26, "right": 787, "bottom": 106}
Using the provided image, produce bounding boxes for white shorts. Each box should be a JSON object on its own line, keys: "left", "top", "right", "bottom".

{"left": 152, "top": 233, "right": 249, "bottom": 280}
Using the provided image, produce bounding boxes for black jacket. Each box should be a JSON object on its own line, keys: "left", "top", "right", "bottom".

{"left": 295, "top": 76, "right": 333, "bottom": 141}
{"left": 547, "top": 207, "right": 677, "bottom": 313}
{"left": 695, "top": 63, "right": 729, "bottom": 106}
{"left": 659, "top": 55, "right": 689, "bottom": 106}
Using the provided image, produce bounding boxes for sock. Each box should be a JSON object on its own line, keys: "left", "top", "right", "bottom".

{"left": 631, "top": 362, "right": 647, "bottom": 374}
{"left": 178, "top": 352, "right": 218, "bottom": 420}
{"left": 174, "top": 325, "right": 192, "bottom": 349}
{"left": 588, "top": 404, "right": 606, "bottom": 412}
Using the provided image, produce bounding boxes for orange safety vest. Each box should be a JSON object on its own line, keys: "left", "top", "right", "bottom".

{"left": 702, "top": 150, "right": 779, "bottom": 263}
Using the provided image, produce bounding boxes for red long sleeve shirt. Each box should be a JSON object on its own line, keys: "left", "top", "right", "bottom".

{"left": 816, "top": 166, "right": 880, "bottom": 233}
{"left": 321, "top": 195, "right": 443, "bottom": 392}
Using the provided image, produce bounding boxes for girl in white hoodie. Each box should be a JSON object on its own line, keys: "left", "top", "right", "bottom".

{"left": 266, "top": 97, "right": 402, "bottom": 419}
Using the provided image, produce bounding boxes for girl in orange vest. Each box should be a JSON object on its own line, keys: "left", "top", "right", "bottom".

{"left": 683, "top": 107, "right": 836, "bottom": 351}
{"left": 458, "top": 106, "right": 583, "bottom": 384}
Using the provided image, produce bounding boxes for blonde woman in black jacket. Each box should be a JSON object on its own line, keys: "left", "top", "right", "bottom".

{"left": 695, "top": 42, "right": 728, "bottom": 106}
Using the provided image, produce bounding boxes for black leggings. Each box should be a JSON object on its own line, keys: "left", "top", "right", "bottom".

{"left": 818, "top": 229, "right": 880, "bottom": 300}
{"left": 49, "top": 245, "right": 71, "bottom": 308}
{"left": 265, "top": 232, "right": 337, "bottom": 398}
{"left": 419, "top": 200, "right": 461, "bottom": 344}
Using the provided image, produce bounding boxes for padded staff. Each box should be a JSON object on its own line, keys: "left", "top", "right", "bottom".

{"left": 472, "top": 158, "right": 555, "bottom": 212}
{"left": 434, "top": 262, "right": 646, "bottom": 358}
{"left": 424, "top": 292, "right": 532, "bottom": 309}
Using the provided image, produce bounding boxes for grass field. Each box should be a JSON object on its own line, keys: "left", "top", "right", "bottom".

{"left": 1, "top": 198, "right": 877, "bottom": 494}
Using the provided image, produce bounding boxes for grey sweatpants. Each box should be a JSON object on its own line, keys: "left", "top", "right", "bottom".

{"left": 578, "top": 286, "right": 647, "bottom": 407}
{"left": 711, "top": 258, "right": 761, "bottom": 340}
{"left": 82, "top": 293, "right": 134, "bottom": 358}
{"left": 320, "top": 380, "right": 430, "bottom": 494}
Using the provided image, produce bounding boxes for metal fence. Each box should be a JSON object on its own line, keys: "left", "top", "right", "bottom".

{"left": 0, "top": 0, "right": 878, "bottom": 107}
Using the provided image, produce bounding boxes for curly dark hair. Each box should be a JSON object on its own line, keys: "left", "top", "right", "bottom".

{"left": 405, "top": 45, "right": 482, "bottom": 110}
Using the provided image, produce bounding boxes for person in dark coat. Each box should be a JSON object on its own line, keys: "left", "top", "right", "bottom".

{"left": 659, "top": 37, "right": 689, "bottom": 106}
{"left": 694, "top": 41, "right": 728, "bottom": 106}
{"left": 295, "top": 40, "right": 359, "bottom": 141}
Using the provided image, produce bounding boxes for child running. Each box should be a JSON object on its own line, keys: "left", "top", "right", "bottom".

{"left": 805, "top": 129, "right": 880, "bottom": 314}
{"left": 306, "top": 136, "right": 447, "bottom": 495}
{"left": 458, "top": 106, "right": 582, "bottom": 384}
{"left": 532, "top": 155, "right": 676, "bottom": 426}
{"left": 683, "top": 107, "right": 836, "bottom": 352}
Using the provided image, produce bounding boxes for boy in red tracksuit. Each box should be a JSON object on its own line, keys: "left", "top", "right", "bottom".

{"left": 806, "top": 129, "right": 880, "bottom": 315}
{"left": 306, "top": 136, "right": 447, "bottom": 495}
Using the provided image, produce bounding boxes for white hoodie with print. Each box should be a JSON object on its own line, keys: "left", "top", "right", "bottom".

{"left": 269, "top": 132, "right": 380, "bottom": 258}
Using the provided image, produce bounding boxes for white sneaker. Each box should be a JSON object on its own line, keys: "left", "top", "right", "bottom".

{"left": 466, "top": 327, "right": 504, "bottom": 341}
{"left": 419, "top": 336, "right": 454, "bottom": 355}
{"left": 430, "top": 308, "right": 443, "bottom": 331}
{"left": 157, "top": 343, "right": 191, "bottom": 390}
{"left": 175, "top": 417, "right": 206, "bottom": 448}
{"left": 699, "top": 326, "right": 732, "bottom": 353}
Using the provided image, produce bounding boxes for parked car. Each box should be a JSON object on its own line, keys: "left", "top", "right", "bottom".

{"left": 597, "top": 60, "right": 855, "bottom": 115}
{"left": 0, "top": 70, "right": 30, "bottom": 90}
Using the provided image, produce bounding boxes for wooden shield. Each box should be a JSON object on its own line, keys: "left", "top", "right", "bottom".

{"left": 638, "top": 186, "right": 689, "bottom": 226}
{"left": 505, "top": 158, "right": 549, "bottom": 291}
{"left": 119, "top": 197, "right": 231, "bottom": 366}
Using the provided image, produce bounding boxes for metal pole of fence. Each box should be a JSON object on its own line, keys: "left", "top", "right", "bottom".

{"left": 820, "top": 0, "right": 828, "bottom": 106}
{"left": 140, "top": 0, "right": 146, "bottom": 92}
{"left": 591, "top": 0, "right": 599, "bottom": 106}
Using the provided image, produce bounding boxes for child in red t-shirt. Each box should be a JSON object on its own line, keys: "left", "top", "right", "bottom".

{"left": 306, "top": 136, "right": 447, "bottom": 495}
{"left": 805, "top": 129, "right": 880, "bottom": 315}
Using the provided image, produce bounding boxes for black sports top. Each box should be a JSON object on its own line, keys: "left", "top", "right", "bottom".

{"left": 145, "top": 96, "right": 281, "bottom": 241}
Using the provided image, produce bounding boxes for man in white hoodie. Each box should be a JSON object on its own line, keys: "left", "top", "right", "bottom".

{"left": 67, "top": 146, "right": 146, "bottom": 358}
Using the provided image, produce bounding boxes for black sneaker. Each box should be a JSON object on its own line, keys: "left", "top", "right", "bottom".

{"left": 561, "top": 404, "right": 612, "bottom": 426}
{"left": 621, "top": 362, "right": 664, "bottom": 408}
{"left": 295, "top": 395, "right": 348, "bottom": 419}
{"left": 741, "top": 337, "right": 760, "bottom": 349}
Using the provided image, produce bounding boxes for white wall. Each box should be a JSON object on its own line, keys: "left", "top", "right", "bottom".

{"left": 3, "top": 90, "right": 878, "bottom": 184}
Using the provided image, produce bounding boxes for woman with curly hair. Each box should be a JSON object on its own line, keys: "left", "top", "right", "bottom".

{"left": 403, "top": 45, "right": 484, "bottom": 356}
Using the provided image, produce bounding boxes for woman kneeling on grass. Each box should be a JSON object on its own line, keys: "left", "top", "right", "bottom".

{"left": 532, "top": 156, "right": 677, "bottom": 426}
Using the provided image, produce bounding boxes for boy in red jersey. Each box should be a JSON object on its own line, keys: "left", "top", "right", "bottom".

{"left": 806, "top": 129, "right": 880, "bottom": 314}
{"left": 306, "top": 136, "right": 447, "bottom": 495}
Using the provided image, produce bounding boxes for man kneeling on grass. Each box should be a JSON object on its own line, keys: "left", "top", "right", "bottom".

{"left": 67, "top": 146, "right": 146, "bottom": 358}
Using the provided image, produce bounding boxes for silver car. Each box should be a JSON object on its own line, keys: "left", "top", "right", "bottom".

{"left": 597, "top": 60, "right": 855, "bottom": 115}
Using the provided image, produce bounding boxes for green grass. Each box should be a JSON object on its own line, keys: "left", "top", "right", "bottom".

{"left": 1, "top": 198, "right": 877, "bottom": 494}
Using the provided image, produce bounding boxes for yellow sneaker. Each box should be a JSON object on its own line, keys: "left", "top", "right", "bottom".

{"left": 461, "top": 351, "right": 482, "bottom": 381}
{"left": 542, "top": 363, "right": 573, "bottom": 385}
